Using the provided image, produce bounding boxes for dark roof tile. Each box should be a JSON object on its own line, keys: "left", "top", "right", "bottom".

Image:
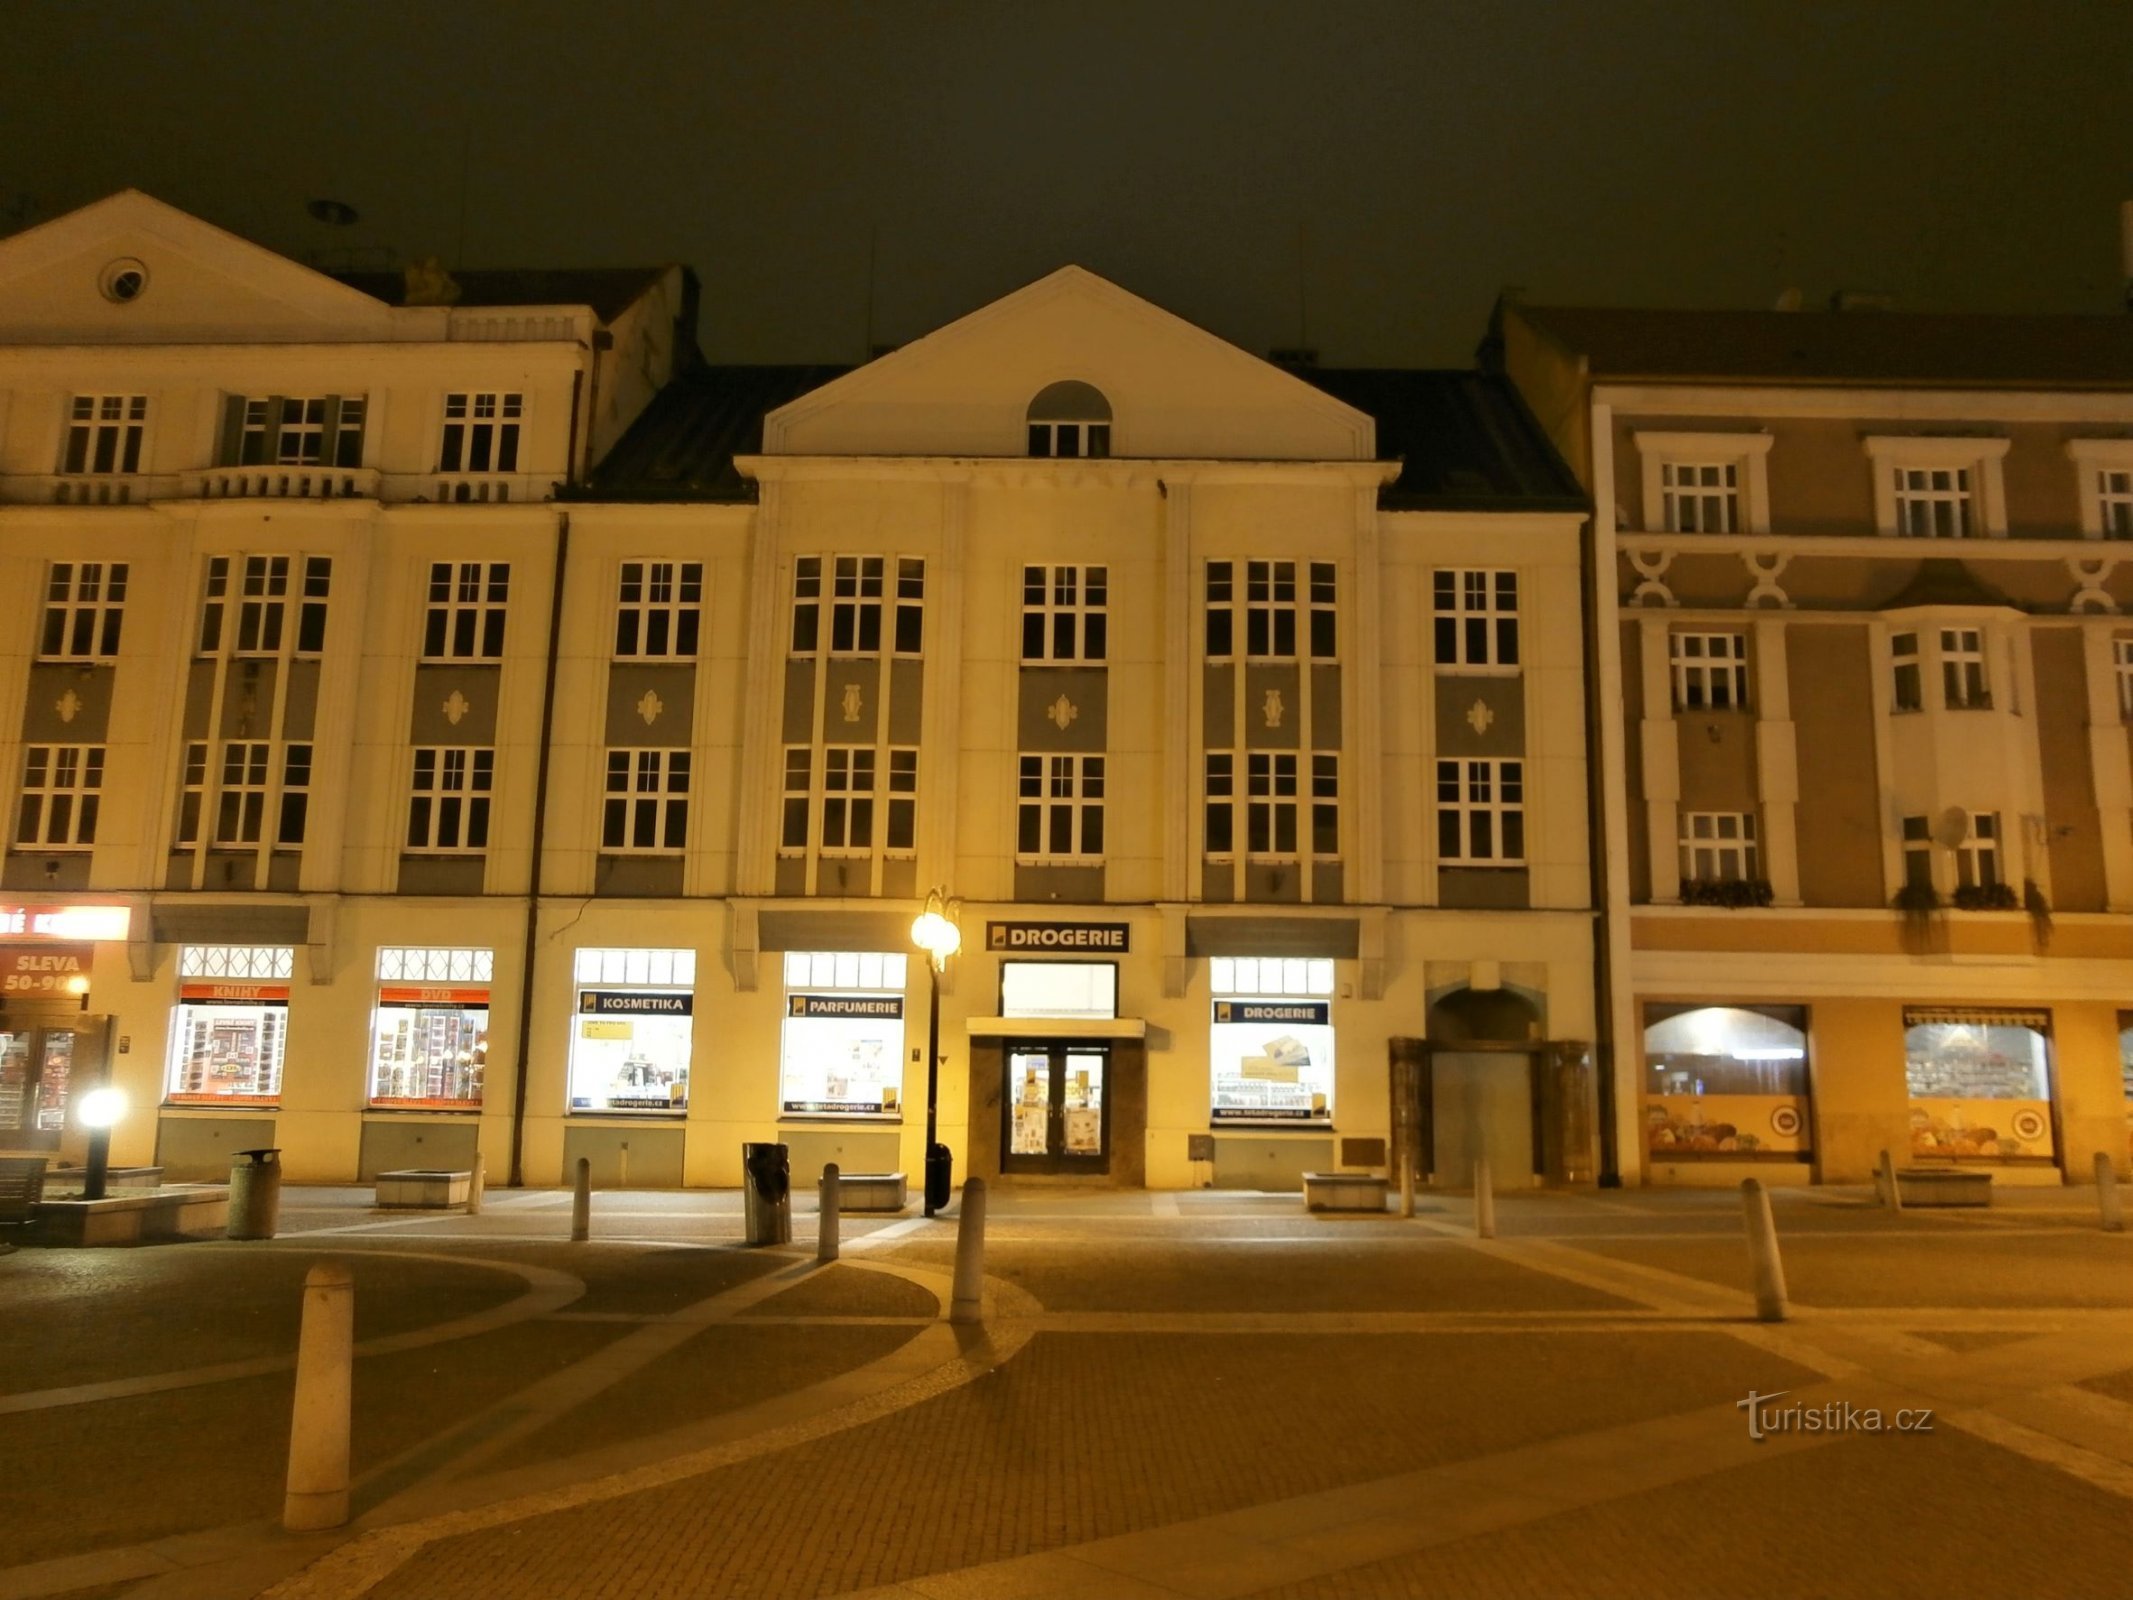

{"left": 331, "top": 266, "right": 670, "bottom": 323}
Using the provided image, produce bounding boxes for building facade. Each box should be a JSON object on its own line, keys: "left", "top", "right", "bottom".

{"left": 1500, "top": 302, "right": 2133, "bottom": 1188}
{"left": 1, "top": 193, "right": 1598, "bottom": 1191}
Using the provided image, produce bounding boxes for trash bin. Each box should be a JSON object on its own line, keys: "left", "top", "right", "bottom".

{"left": 742, "top": 1141, "right": 791, "bottom": 1246}
{"left": 227, "top": 1148, "right": 282, "bottom": 1240}
{"left": 925, "top": 1141, "right": 953, "bottom": 1214}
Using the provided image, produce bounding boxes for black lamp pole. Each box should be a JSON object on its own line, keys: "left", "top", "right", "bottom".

{"left": 924, "top": 958, "right": 941, "bottom": 1218}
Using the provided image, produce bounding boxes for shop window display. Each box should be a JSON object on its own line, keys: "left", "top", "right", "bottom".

{"left": 1904, "top": 1007, "right": 2054, "bottom": 1162}
{"left": 1209, "top": 956, "right": 1335, "bottom": 1122}
{"left": 1643, "top": 1004, "right": 1810, "bottom": 1159}
{"left": 779, "top": 951, "right": 907, "bottom": 1116}
{"left": 568, "top": 947, "right": 694, "bottom": 1114}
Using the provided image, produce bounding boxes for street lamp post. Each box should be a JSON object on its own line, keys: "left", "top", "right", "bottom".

{"left": 77, "top": 1084, "right": 127, "bottom": 1202}
{"left": 910, "top": 888, "right": 961, "bottom": 1218}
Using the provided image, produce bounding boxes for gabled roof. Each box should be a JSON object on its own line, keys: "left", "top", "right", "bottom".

{"left": 1508, "top": 304, "right": 2133, "bottom": 390}
{"left": 1296, "top": 368, "right": 1586, "bottom": 511}
{"left": 576, "top": 364, "right": 854, "bottom": 501}
{"left": 330, "top": 267, "right": 673, "bottom": 323}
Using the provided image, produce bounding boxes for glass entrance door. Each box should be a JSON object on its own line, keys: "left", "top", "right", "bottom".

{"left": 1004, "top": 1043, "right": 1110, "bottom": 1174}
{"left": 0, "top": 1023, "right": 83, "bottom": 1151}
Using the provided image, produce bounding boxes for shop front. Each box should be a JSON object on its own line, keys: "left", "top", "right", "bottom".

{"left": 1643, "top": 1003, "right": 1813, "bottom": 1168}
{"left": 561, "top": 946, "right": 694, "bottom": 1186}
{"left": 0, "top": 940, "right": 105, "bottom": 1155}
{"left": 1903, "top": 1006, "right": 2056, "bottom": 1169}
{"left": 361, "top": 945, "right": 492, "bottom": 1179}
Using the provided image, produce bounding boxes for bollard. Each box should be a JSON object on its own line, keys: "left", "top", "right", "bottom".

{"left": 2097, "top": 1151, "right": 2125, "bottom": 1234}
{"left": 466, "top": 1153, "right": 485, "bottom": 1216}
{"left": 570, "top": 1156, "right": 591, "bottom": 1242}
{"left": 1473, "top": 1159, "right": 1496, "bottom": 1240}
{"left": 1399, "top": 1158, "right": 1415, "bottom": 1219}
{"left": 949, "top": 1177, "right": 987, "bottom": 1325}
{"left": 1877, "top": 1148, "right": 1902, "bottom": 1213}
{"left": 818, "top": 1162, "right": 842, "bottom": 1264}
{"left": 1741, "top": 1178, "right": 1789, "bottom": 1323}
{"left": 283, "top": 1262, "right": 355, "bottom": 1531}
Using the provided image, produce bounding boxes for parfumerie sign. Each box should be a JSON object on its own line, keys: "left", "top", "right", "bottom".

{"left": 986, "top": 921, "right": 1129, "bottom": 953}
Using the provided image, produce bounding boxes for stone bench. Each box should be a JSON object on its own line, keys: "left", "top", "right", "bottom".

{"left": 1303, "top": 1171, "right": 1390, "bottom": 1213}
{"left": 27, "top": 1185, "right": 231, "bottom": 1247}
{"left": 1897, "top": 1167, "right": 1993, "bottom": 1208}
{"left": 376, "top": 1169, "right": 474, "bottom": 1209}
{"left": 833, "top": 1172, "right": 908, "bottom": 1214}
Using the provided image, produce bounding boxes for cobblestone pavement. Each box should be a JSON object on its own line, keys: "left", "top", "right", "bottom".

{"left": 2, "top": 1182, "right": 2129, "bottom": 1600}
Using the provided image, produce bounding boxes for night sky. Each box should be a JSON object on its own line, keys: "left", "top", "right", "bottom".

{"left": 4, "top": 0, "right": 2128, "bottom": 366}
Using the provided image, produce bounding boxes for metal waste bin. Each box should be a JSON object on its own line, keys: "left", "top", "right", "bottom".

{"left": 742, "top": 1141, "right": 791, "bottom": 1246}
{"left": 227, "top": 1147, "right": 282, "bottom": 1240}
{"left": 925, "top": 1141, "right": 953, "bottom": 1214}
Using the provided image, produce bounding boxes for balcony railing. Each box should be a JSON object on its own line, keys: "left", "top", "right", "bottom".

{"left": 182, "top": 467, "right": 379, "bottom": 501}
{"left": 47, "top": 475, "right": 151, "bottom": 505}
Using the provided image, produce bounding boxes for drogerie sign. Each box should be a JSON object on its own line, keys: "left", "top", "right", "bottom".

{"left": 986, "top": 921, "right": 1129, "bottom": 953}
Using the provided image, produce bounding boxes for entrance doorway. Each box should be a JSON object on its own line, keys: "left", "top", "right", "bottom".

{"left": 1432, "top": 1051, "right": 1540, "bottom": 1185}
{"left": 0, "top": 1014, "right": 105, "bottom": 1152}
{"left": 1003, "top": 1042, "right": 1110, "bottom": 1174}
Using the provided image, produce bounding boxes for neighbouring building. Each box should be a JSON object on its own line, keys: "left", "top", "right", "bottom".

{"left": 1, "top": 191, "right": 1600, "bottom": 1193}
{"left": 1498, "top": 301, "right": 2133, "bottom": 1187}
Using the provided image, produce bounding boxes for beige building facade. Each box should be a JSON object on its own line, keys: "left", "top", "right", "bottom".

{"left": 1501, "top": 302, "right": 2133, "bottom": 1189}
{"left": 1, "top": 194, "right": 1598, "bottom": 1194}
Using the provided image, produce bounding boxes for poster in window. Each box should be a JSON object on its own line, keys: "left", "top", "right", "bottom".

{"left": 569, "top": 988, "right": 692, "bottom": 1113}
{"left": 1211, "top": 1000, "right": 1334, "bottom": 1121}
{"left": 781, "top": 993, "right": 905, "bottom": 1115}
{"left": 372, "top": 985, "right": 488, "bottom": 1109}
{"left": 167, "top": 982, "right": 289, "bottom": 1104}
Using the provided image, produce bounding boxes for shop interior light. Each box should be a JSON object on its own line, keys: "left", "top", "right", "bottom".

{"left": 77, "top": 1085, "right": 127, "bottom": 1130}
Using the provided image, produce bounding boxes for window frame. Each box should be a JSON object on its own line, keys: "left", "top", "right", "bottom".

{"left": 15, "top": 744, "right": 104, "bottom": 849}
{"left": 1020, "top": 564, "right": 1109, "bottom": 663}
{"left": 62, "top": 394, "right": 148, "bottom": 476}
{"left": 1865, "top": 437, "right": 2010, "bottom": 539}
{"left": 1435, "top": 757, "right": 1526, "bottom": 867}
{"left": 613, "top": 560, "right": 703, "bottom": 660}
{"left": 2068, "top": 440, "right": 2133, "bottom": 539}
{"left": 1669, "top": 631, "right": 1749, "bottom": 711}
{"left": 423, "top": 562, "right": 511, "bottom": 662}
{"left": 436, "top": 390, "right": 524, "bottom": 475}
{"left": 600, "top": 748, "right": 690, "bottom": 853}
{"left": 406, "top": 746, "right": 495, "bottom": 853}
{"left": 1634, "top": 432, "right": 1774, "bottom": 535}
{"left": 39, "top": 561, "right": 128, "bottom": 660}
{"left": 1432, "top": 569, "right": 1520, "bottom": 669}
{"left": 1016, "top": 752, "right": 1106, "bottom": 862}
{"left": 1679, "top": 810, "right": 1758, "bottom": 883}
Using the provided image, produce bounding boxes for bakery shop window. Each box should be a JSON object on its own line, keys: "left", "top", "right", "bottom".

{"left": 1904, "top": 1007, "right": 2054, "bottom": 1164}
{"left": 568, "top": 947, "right": 694, "bottom": 1115}
{"left": 779, "top": 951, "right": 907, "bottom": 1118}
{"left": 1643, "top": 1004, "right": 1810, "bottom": 1161}
{"left": 1209, "top": 956, "right": 1335, "bottom": 1123}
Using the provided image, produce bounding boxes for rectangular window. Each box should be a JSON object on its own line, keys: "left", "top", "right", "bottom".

{"left": 822, "top": 746, "right": 876, "bottom": 850}
{"left": 370, "top": 946, "right": 493, "bottom": 1109}
{"left": 1894, "top": 466, "right": 1973, "bottom": 538}
{"left": 1021, "top": 565, "right": 1109, "bottom": 662}
{"left": 1661, "top": 462, "right": 1739, "bottom": 533}
{"left": 437, "top": 392, "right": 522, "bottom": 474}
{"left": 1028, "top": 420, "right": 1110, "bottom": 458}
{"left": 167, "top": 944, "right": 295, "bottom": 1105}
{"left": 1645, "top": 1004, "right": 1811, "bottom": 1160}
{"left": 614, "top": 560, "right": 702, "bottom": 658}
{"left": 1204, "top": 752, "right": 1235, "bottom": 856}
{"left": 1209, "top": 956, "right": 1336, "bottom": 1123}
{"left": 199, "top": 555, "right": 332, "bottom": 657}
{"left": 800, "top": 556, "right": 920, "bottom": 655}
{"left": 780, "top": 950, "right": 910, "bottom": 1116}
{"left": 1017, "top": 754, "right": 1105, "bottom": 859}
{"left": 1670, "top": 632, "right": 1748, "bottom": 711}
{"left": 2116, "top": 639, "right": 2133, "bottom": 720}
{"left": 406, "top": 748, "right": 494, "bottom": 851}
{"left": 15, "top": 745, "right": 103, "bottom": 848}
{"left": 886, "top": 747, "right": 918, "bottom": 852}
{"left": 1000, "top": 960, "right": 1117, "bottom": 1019}
{"left": 791, "top": 558, "right": 823, "bottom": 654}
{"left": 1436, "top": 757, "right": 1525, "bottom": 864}
{"left": 39, "top": 562, "right": 128, "bottom": 659}
{"left": 334, "top": 398, "right": 367, "bottom": 468}
{"left": 1680, "top": 811, "right": 1757, "bottom": 882}
{"left": 2099, "top": 469, "right": 2133, "bottom": 538}
{"left": 832, "top": 557, "right": 884, "bottom": 653}
{"left": 278, "top": 745, "right": 311, "bottom": 845}
{"left": 1309, "top": 561, "right": 1337, "bottom": 658}
{"left": 780, "top": 746, "right": 812, "bottom": 850}
{"left": 1957, "top": 812, "right": 2001, "bottom": 890}
{"left": 568, "top": 947, "right": 694, "bottom": 1115}
{"left": 232, "top": 397, "right": 366, "bottom": 468}
{"left": 214, "top": 742, "right": 272, "bottom": 844}
{"left": 423, "top": 562, "right": 510, "bottom": 660}
{"left": 1940, "top": 627, "right": 1989, "bottom": 708}
{"left": 1891, "top": 632, "right": 1922, "bottom": 713}
{"left": 1205, "top": 562, "right": 1234, "bottom": 659}
{"left": 1311, "top": 752, "right": 1339, "bottom": 856}
{"left": 1204, "top": 560, "right": 1333, "bottom": 663}
{"left": 1246, "top": 561, "right": 1297, "bottom": 659}
{"left": 276, "top": 398, "right": 327, "bottom": 465}
{"left": 601, "top": 750, "right": 689, "bottom": 851}
{"left": 1905, "top": 1008, "right": 2053, "bottom": 1162}
{"left": 63, "top": 395, "right": 147, "bottom": 475}
{"left": 1246, "top": 752, "right": 1299, "bottom": 856}
{"left": 1902, "top": 815, "right": 1933, "bottom": 891}
{"left": 895, "top": 558, "right": 925, "bottom": 654}
{"left": 1433, "top": 570, "right": 1520, "bottom": 667}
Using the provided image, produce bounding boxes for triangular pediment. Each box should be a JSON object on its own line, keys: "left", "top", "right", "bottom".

{"left": 0, "top": 190, "right": 400, "bottom": 344}
{"left": 766, "top": 266, "right": 1375, "bottom": 461}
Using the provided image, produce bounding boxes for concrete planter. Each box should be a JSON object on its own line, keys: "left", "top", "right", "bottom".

{"left": 836, "top": 1172, "right": 908, "bottom": 1214}
{"left": 375, "top": 1169, "right": 473, "bottom": 1209}
{"left": 1897, "top": 1168, "right": 1994, "bottom": 1208}
{"left": 1303, "top": 1172, "right": 1390, "bottom": 1213}
{"left": 27, "top": 1186, "right": 231, "bottom": 1247}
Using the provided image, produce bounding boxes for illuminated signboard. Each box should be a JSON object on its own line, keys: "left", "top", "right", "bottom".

{"left": 0, "top": 905, "right": 131, "bottom": 942}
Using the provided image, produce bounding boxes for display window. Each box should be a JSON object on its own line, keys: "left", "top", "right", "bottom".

{"left": 780, "top": 950, "right": 907, "bottom": 1116}
{"left": 167, "top": 944, "right": 294, "bottom": 1105}
{"left": 1643, "top": 1004, "right": 1810, "bottom": 1159}
{"left": 370, "top": 946, "right": 493, "bottom": 1109}
{"left": 2119, "top": 1012, "right": 2132, "bottom": 1160}
{"left": 1904, "top": 1007, "right": 2054, "bottom": 1163}
{"left": 568, "top": 947, "right": 694, "bottom": 1114}
{"left": 1000, "top": 960, "right": 1117, "bottom": 1019}
{"left": 1209, "top": 955, "right": 1335, "bottom": 1123}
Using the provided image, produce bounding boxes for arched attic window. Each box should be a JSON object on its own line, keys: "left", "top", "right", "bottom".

{"left": 1026, "top": 381, "right": 1111, "bottom": 459}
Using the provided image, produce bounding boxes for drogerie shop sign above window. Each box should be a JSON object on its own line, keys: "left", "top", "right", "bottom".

{"left": 986, "top": 921, "right": 1129, "bottom": 953}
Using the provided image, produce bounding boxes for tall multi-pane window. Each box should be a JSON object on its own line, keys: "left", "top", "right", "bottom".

{"left": 1246, "top": 753, "right": 1299, "bottom": 856}
{"left": 614, "top": 561, "right": 702, "bottom": 658}
{"left": 885, "top": 748, "right": 918, "bottom": 850}
{"left": 1957, "top": 812, "right": 2001, "bottom": 890}
{"left": 1311, "top": 753, "right": 1339, "bottom": 855}
{"left": 1940, "top": 628, "right": 1989, "bottom": 708}
{"left": 602, "top": 750, "right": 689, "bottom": 851}
{"left": 1021, "top": 566, "right": 1108, "bottom": 662}
{"left": 1436, "top": 758, "right": 1525, "bottom": 864}
{"left": 1204, "top": 753, "right": 1236, "bottom": 855}
{"left": 15, "top": 746, "right": 103, "bottom": 848}
{"left": 183, "top": 741, "right": 310, "bottom": 846}
{"left": 2115, "top": 639, "right": 2133, "bottom": 719}
{"left": 2098, "top": 469, "right": 2133, "bottom": 539}
{"left": 894, "top": 559, "right": 925, "bottom": 653}
{"left": 1661, "top": 462, "right": 1739, "bottom": 533}
{"left": 833, "top": 558, "right": 884, "bottom": 653}
{"left": 777, "top": 744, "right": 917, "bottom": 856}
{"left": 231, "top": 397, "right": 365, "bottom": 467}
{"left": 822, "top": 747, "right": 876, "bottom": 850}
{"left": 1433, "top": 571, "right": 1520, "bottom": 667}
{"left": 1680, "top": 812, "right": 1757, "bottom": 881}
{"left": 197, "top": 556, "right": 331, "bottom": 655}
{"left": 1893, "top": 467, "right": 1973, "bottom": 538}
{"left": 1890, "top": 632, "right": 1923, "bottom": 712}
{"left": 787, "top": 557, "right": 924, "bottom": 655}
{"left": 437, "top": 392, "right": 522, "bottom": 473}
{"left": 63, "top": 395, "right": 146, "bottom": 475}
{"left": 39, "top": 562, "right": 127, "bottom": 659}
{"left": 423, "top": 563, "right": 510, "bottom": 660}
{"left": 1204, "top": 561, "right": 1335, "bottom": 662}
{"left": 1670, "top": 632, "right": 1748, "bottom": 710}
{"left": 1902, "top": 816, "right": 1934, "bottom": 890}
{"left": 407, "top": 749, "right": 494, "bottom": 851}
{"left": 780, "top": 748, "right": 812, "bottom": 850}
{"left": 1018, "top": 755, "right": 1105, "bottom": 859}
